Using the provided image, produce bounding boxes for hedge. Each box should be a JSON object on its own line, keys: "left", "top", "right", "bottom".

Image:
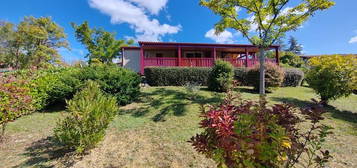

{"left": 144, "top": 66, "right": 304, "bottom": 87}
{"left": 283, "top": 68, "right": 305, "bottom": 87}
{"left": 144, "top": 67, "right": 211, "bottom": 86}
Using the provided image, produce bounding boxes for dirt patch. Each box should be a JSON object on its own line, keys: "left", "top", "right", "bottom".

{"left": 72, "top": 128, "right": 215, "bottom": 168}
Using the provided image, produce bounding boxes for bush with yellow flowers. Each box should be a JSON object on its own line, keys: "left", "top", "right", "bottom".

{"left": 306, "top": 55, "right": 357, "bottom": 105}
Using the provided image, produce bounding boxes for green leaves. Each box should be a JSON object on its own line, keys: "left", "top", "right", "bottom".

{"left": 54, "top": 81, "right": 119, "bottom": 153}
{"left": 72, "top": 21, "right": 133, "bottom": 64}
{"left": 0, "top": 16, "right": 68, "bottom": 69}
{"left": 200, "top": 0, "right": 335, "bottom": 47}
{"left": 306, "top": 55, "right": 357, "bottom": 103}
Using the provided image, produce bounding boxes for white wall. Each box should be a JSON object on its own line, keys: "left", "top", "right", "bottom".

{"left": 123, "top": 49, "right": 140, "bottom": 73}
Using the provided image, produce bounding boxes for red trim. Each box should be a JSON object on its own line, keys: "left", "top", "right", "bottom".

{"left": 122, "top": 46, "right": 140, "bottom": 50}
{"left": 245, "top": 48, "right": 249, "bottom": 67}
{"left": 140, "top": 47, "right": 144, "bottom": 75}
{"left": 139, "top": 41, "right": 279, "bottom": 48}
{"left": 178, "top": 46, "right": 182, "bottom": 66}
{"left": 275, "top": 47, "right": 280, "bottom": 65}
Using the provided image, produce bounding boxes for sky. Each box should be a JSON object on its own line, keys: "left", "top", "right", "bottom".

{"left": 0, "top": 0, "right": 356, "bottom": 63}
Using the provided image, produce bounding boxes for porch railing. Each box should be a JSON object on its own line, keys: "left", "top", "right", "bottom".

{"left": 182, "top": 58, "right": 214, "bottom": 67}
{"left": 143, "top": 57, "right": 277, "bottom": 68}
{"left": 144, "top": 57, "right": 178, "bottom": 67}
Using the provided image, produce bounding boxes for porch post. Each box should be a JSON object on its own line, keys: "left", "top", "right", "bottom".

{"left": 140, "top": 46, "right": 144, "bottom": 75}
{"left": 213, "top": 47, "right": 217, "bottom": 61}
{"left": 245, "top": 48, "right": 249, "bottom": 67}
{"left": 178, "top": 46, "right": 182, "bottom": 66}
{"left": 275, "top": 46, "right": 280, "bottom": 65}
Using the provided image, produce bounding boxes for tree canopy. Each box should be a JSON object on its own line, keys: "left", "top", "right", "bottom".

{"left": 200, "top": 0, "right": 334, "bottom": 95}
{"left": 72, "top": 22, "right": 134, "bottom": 64}
{"left": 0, "top": 16, "right": 68, "bottom": 69}
{"left": 286, "top": 36, "right": 303, "bottom": 54}
{"left": 200, "top": 0, "right": 335, "bottom": 48}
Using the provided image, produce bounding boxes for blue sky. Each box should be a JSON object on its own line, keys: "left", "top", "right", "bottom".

{"left": 1, "top": 0, "right": 356, "bottom": 63}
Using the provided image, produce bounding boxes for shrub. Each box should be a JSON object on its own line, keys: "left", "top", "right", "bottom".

{"left": 184, "top": 82, "right": 201, "bottom": 101}
{"left": 208, "top": 60, "right": 234, "bottom": 92}
{"left": 306, "top": 55, "right": 357, "bottom": 104}
{"left": 144, "top": 67, "right": 211, "bottom": 86}
{"left": 280, "top": 51, "right": 305, "bottom": 68}
{"left": 283, "top": 68, "right": 304, "bottom": 87}
{"left": 234, "top": 68, "right": 248, "bottom": 86}
{"left": 77, "top": 64, "right": 141, "bottom": 105}
{"left": 29, "top": 68, "right": 82, "bottom": 110}
{"left": 190, "top": 94, "right": 333, "bottom": 168}
{"left": 54, "top": 81, "right": 118, "bottom": 153}
{"left": 246, "top": 62, "right": 284, "bottom": 92}
{"left": 0, "top": 74, "right": 34, "bottom": 141}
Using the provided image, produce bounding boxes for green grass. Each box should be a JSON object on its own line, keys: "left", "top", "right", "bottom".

{"left": 1, "top": 86, "right": 356, "bottom": 168}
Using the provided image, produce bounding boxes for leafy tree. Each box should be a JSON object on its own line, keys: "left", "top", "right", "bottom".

{"left": 280, "top": 51, "right": 304, "bottom": 67}
{"left": 286, "top": 36, "right": 303, "bottom": 54}
{"left": 72, "top": 21, "right": 133, "bottom": 64}
{"left": 0, "top": 17, "right": 68, "bottom": 69}
{"left": 200, "top": 0, "right": 334, "bottom": 96}
{"left": 306, "top": 55, "right": 357, "bottom": 105}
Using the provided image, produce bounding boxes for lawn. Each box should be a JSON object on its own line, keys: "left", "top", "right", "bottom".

{"left": 1, "top": 86, "right": 356, "bottom": 168}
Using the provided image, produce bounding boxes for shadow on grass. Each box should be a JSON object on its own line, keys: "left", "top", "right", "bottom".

{"left": 271, "top": 97, "right": 357, "bottom": 125}
{"left": 15, "top": 136, "right": 74, "bottom": 168}
{"left": 120, "top": 87, "right": 223, "bottom": 122}
{"left": 42, "top": 102, "right": 67, "bottom": 113}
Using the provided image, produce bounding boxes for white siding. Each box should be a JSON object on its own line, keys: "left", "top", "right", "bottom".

{"left": 123, "top": 49, "right": 140, "bottom": 73}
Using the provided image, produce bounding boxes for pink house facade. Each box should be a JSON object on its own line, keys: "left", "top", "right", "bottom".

{"left": 122, "top": 41, "right": 280, "bottom": 74}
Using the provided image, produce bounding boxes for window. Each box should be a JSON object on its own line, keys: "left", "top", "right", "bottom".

{"left": 156, "top": 53, "right": 163, "bottom": 58}
{"left": 185, "top": 51, "right": 203, "bottom": 58}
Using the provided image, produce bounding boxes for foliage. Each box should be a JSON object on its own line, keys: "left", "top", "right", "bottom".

{"left": 200, "top": 0, "right": 334, "bottom": 95}
{"left": 72, "top": 21, "right": 133, "bottom": 64}
{"left": 77, "top": 64, "right": 141, "bottom": 105}
{"left": 190, "top": 92, "right": 333, "bottom": 168}
{"left": 9, "top": 64, "right": 139, "bottom": 110}
{"left": 0, "top": 74, "right": 35, "bottom": 141}
{"left": 286, "top": 36, "right": 303, "bottom": 55}
{"left": 247, "top": 62, "right": 284, "bottom": 92}
{"left": 184, "top": 82, "right": 201, "bottom": 101}
{"left": 7, "top": 67, "right": 83, "bottom": 110}
{"left": 144, "top": 67, "right": 211, "bottom": 86}
{"left": 234, "top": 68, "right": 249, "bottom": 86}
{"left": 0, "top": 16, "right": 68, "bottom": 69}
{"left": 208, "top": 60, "right": 234, "bottom": 92}
{"left": 283, "top": 68, "right": 304, "bottom": 87}
{"left": 306, "top": 55, "right": 357, "bottom": 104}
{"left": 54, "top": 81, "right": 118, "bottom": 153}
{"left": 281, "top": 51, "right": 305, "bottom": 68}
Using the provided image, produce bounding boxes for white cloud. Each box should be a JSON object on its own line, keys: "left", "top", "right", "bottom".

{"left": 349, "top": 36, "right": 357, "bottom": 44}
{"left": 246, "top": 7, "right": 306, "bottom": 32}
{"left": 205, "top": 29, "right": 236, "bottom": 44}
{"left": 89, "top": 0, "right": 181, "bottom": 41}
{"left": 127, "top": 0, "right": 168, "bottom": 15}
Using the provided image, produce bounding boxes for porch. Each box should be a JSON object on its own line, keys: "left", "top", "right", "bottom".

{"left": 139, "top": 42, "right": 280, "bottom": 74}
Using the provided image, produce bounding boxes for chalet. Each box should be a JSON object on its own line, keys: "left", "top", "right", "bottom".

{"left": 122, "top": 41, "right": 280, "bottom": 74}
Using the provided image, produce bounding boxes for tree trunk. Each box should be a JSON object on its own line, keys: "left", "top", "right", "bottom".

{"left": 259, "top": 48, "right": 265, "bottom": 97}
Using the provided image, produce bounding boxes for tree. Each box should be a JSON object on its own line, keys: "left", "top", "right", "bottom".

{"left": 0, "top": 21, "right": 15, "bottom": 66}
{"left": 0, "top": 17, "right": 68, "bottom": 69}
{"left": 200, "top": 0, "right": 334, "bottom": 96}
{"left": 306, "top": 55, "right": 357, "bottom": 105}
{"left": 72, "top": 22, "right": 133, "bottom": 64}
{"left": 280, "top": 51, "right": 304, "bottom": 67}
{"left": 286, "top": 36, "right": 303, "bottom": 54}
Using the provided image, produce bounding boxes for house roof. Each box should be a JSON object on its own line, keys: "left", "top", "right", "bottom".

{"left": 121, "top": 46, "right": 140, "bottom": 50}
{"left": 138, "top": 41, "right": 279, "bottom": 48}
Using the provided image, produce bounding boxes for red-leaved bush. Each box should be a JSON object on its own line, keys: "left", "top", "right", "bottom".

{"left": 0, "top": 74, "right": 34, "bottom": 141}
{"left": 190, "top": 92, "right": 332, "bottom": 168}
